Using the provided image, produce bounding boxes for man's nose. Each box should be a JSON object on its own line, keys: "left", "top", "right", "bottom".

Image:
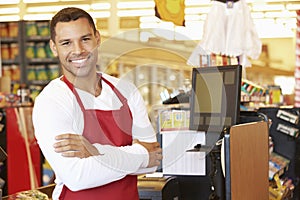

{"left": 73, "top": 42, "right": 84, "bottom": 54}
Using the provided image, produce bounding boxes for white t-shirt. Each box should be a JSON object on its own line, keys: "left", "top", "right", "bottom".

{"left": 32, "top": 73, "right": 157, "bottom": 200}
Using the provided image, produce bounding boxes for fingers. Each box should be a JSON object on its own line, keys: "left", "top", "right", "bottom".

{"left": 54, "top": 133, "right": 100, "bottom": 158}
{"left": 53, "top": 134, "right": 82, "bottom": 152}
{"left": 60, "top": 151, "right": 89, "bottom": 159}
{"left": 54, "top": 142, "right": 81, "bottom": 153}
{"left": 147, "top": 150, "right": 163, "bottom": 168}
{"left": 55, "top": 133, "right": 80, "bottom": 140}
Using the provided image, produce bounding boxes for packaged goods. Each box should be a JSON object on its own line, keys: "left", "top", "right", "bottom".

{"left": 26, "top": 42, "right": 36, "bottom": 58}
{"left": 47, "top": 64, "right": 60, "bottom": 79}
{"left": 45, "top": 43, "right": 54, "bottom": 58}
{"left": 10, "top": 43, "right": 19, "bottom": 60}
{"left": 11, "top": 65, "right": 20, "bottom": 81}
{"left": 1, "top": 44, "right": 10, "bottom": 60}
{"left": 35, "top": 65, "right": 48, "bottom": 81}
{"left": 26, "top": 22, "right": 38, "bottom": 36}
{"left": 36, "top": 42, "right": 47, "bottom": 58}
{"left": 27, "top": 66, "right": 36, "bottom": 81}
{"left": 8, "top": 22, "right": 18, "bottom": 37}
{"left": 0, "top": 23, "right": 8, "bottom": 37}
{"left": 36, "top": 21, "right": 50, "bottom": 36}
{"left": 2, "top": 65, "right": 12, "bottom": 78}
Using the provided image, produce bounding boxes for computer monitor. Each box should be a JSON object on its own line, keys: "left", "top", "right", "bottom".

{"left": 189, "top": 65, "right": 242, "bottom": 132}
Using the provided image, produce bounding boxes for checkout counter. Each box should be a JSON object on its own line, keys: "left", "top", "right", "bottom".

{"left": 2, "top": 176, "right": 180, "bottom": 200}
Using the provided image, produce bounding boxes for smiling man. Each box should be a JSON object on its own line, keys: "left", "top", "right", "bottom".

{"left": 32, "top": 7, "right": 162, "bottom": 200}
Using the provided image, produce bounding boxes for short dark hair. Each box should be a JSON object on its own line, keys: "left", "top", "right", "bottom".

{"left": 50, "top": 7, "right": 97, "bottom": 42}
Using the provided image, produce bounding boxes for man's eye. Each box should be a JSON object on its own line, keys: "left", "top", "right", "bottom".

{"left": 61, "top": 41, "right": 70, "bottom": 46}
{"left": 83, "top": 37, "right": 91, "bottom": 41}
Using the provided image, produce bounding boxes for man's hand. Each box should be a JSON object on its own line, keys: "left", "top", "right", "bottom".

{"left": 54, "top": 133, "right": 100, "bottom": 158}
{"left": 133, "top": 140, "right": 162, "bottom": 168}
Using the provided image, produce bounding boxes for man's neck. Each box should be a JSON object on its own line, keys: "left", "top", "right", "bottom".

{"left": 66, "top": 74, "right": 102, "bottom": 96}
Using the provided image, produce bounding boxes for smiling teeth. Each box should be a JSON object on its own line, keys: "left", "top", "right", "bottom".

{"left": 72, "top": 58, "right": 87, "bottom": 63}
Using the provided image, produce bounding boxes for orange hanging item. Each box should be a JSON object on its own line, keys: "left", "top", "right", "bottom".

{"left": 154, "top": 0, "right": 185, "bottom": 26}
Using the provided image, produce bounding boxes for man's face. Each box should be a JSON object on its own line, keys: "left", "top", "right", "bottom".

{"left": 50, "top": 17, "right": 100, "bottom": 79}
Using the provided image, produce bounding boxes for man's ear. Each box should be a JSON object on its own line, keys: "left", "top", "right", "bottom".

{"left": 49, "top": 40, "right": 58, "bottom": 57}
{"left": 96, "top": 30, "right": 101, "bottom": 46}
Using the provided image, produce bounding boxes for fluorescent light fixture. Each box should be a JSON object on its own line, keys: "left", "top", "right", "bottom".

{"left": 251, "top": 12, "right": 264, "bottom": 19}
{"left": 276, "top": 18, "right": 297, "bottom": 29}
{"left": 91, "top": 3, "right": 111, "bottom": 10}
{"left": 254, "top": 18, "right": 294, "bottom": 38}
{"left": 27, "top": 6, "right": 61, "bottom": 13}
{"left": 0, "top": 0, "right": 19, "bottom": 4}
{"left": 252, "top": 4, "right": 285, "bottom": 11}
{"left": 117, "top": 1, "right": 155, "bottom": 9}
{"left": 185, "top": 0, "right": 210, "bottom": 6}
{"left": 284, "top": 18, "right": 297, "bottom": 29}
{"left": 27, "top": 4, "right": 90, "bottom": 13}
{"left": 185, "top": 14, "right": 207, "bottom": 21}
{"left": 286, "top": 4, "right": 300, "bottom": 10}
{"left": 117, "top": 9, "right": 154, "bottom": 17}
{"left": 89, "top": 11, "right": 110, "bottom": 18}
{"left": 23, "top": 0, "right": 58, "bottom": 2}
{"left": 185, "top": 7, "right": 210, "bottom": 14}
{"left": 0, "top": 15, "right": 20, "bottom": 22}
{"left": 185, "top": 15, "right": 202, "bottom": 21}
{"left": 0, "top": 7, "right": 20, "bottom": 14}
{"left": 265, "top": 11, "right": 296, "bottom": 18}
{"left": 23, "top": 14, "right": 54, "bottom": 20}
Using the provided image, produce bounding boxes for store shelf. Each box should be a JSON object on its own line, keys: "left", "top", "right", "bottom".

{"left": 0, "top": 37, "right": 18, "bottom": 43}
{"left": 27, "top": 58, "right": 58, "bottom": 64}
{"left": 1, "top": 20, "right": 60, "bottom": 93}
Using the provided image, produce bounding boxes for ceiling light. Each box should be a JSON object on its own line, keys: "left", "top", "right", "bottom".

{"left": 251, "top": 12, "right": 264, "bottom": 19}
{"left": 91, "top": 3, "right": 111, "bottom": 10}
{"left": 0, "top": 0, "right": 19, "bottom": 4}
{"left": 0, "top": 7, "right": 20, "bottom": 14}
{"left": 185, "top": 7, "right": 210, "bottom": 14}
{"left": 27, "top": 4, "right": 90, "bottom": 13}
{"left": 24, "top": 14, "right": 54, "bottom": 20}
{"left": 252, "top": 4, "right": 285, "bottom": 12}
{"left": 185, "top": 15, "right": 202, "bottom": 21}
{"left": 27, "top": 6, "right": 61, "bottom": 13}
{"left": 286, "top": 4, "right": 300, "bottom": 10}
{"left": 118, "top": 9, "right": 154, "bottom": 17}
{"left": 253, "top": 18, "right": 294, "bottom": 38}
{"left": 185, "top": 0, "right": 210, "bottom": 6}
{"left": 89, "top": 11, "right": 110, "bottom": 18}
{"left": 23, "top": 0, "right": 58, "bottom": 2}
{"left": 265, "top": 11, "right": 296, "bottom": 18}
{"left": 0, "top": 15, "right": 20, "bottom": 22}
{"left": 117, "top": 1, "right": 155, "bottom": 9}
{"left": 184, "top": 14, "right": 207, "bottom": 21}
{"left": 23, "top": 13, "right": 53, "bottom": 21}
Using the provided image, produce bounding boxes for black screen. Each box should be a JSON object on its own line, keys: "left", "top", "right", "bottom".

{"left": 189, "top": 65, "right": 242, "bottom": 132}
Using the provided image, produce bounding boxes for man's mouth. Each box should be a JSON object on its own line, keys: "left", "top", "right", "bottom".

{"left": 70, "top": 58, "right": 88, "bottom": 64}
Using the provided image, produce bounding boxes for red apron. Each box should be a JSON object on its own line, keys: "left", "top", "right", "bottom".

{"left": 59, "top": 74, "right": 139, "bottom": 200}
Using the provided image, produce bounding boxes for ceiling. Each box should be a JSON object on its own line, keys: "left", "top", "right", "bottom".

{"left": 0, "top": 0, "right": 299, "bottom": 39}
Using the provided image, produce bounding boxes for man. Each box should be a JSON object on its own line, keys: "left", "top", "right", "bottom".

{"left": 32, "top": 7, "right": 162, "bottom": 200}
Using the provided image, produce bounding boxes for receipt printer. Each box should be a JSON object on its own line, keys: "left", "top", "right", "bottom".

{"left": 138, "top": 175, "right": 180, "bottom": 200}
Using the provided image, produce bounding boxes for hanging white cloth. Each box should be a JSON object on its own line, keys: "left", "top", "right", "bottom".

{"left": 187, "top": 0, "right": 262, "bottom": 67}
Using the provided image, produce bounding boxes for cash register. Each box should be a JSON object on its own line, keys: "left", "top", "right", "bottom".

{"left": 138, "top": 174, "right": 180, "bottom": 200}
